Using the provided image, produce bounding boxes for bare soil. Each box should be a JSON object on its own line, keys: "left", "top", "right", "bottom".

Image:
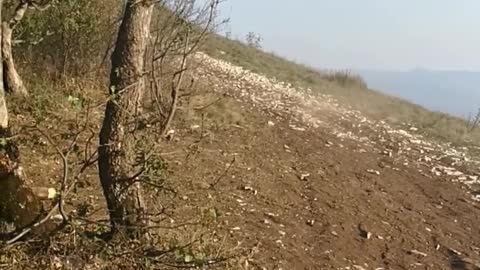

{"left": 2, "top": 62, "right": 480, "bottom": 270}
{"left": 159, "top": 87, "right": 480, "bottom": 270}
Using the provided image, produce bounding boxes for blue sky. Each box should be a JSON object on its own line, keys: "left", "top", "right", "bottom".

{"left": 218, "top": 0, "right": 480, "bottom": 71}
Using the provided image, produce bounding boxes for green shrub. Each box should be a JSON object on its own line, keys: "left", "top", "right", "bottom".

{"left": 14, "top": 0, "right": 120, "bottom": 78}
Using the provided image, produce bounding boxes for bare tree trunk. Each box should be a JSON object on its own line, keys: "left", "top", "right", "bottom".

{"left": 0, "top": 4, "right": 7, "bottom": 130}
{"left": 1, "top": 1, "right": 28, "bottom": 96}
{"left": 0, "top": 0, "right": 43, "bottom": 237}
{"left": 98, "top": 0, "right": 154, "bottom": 235}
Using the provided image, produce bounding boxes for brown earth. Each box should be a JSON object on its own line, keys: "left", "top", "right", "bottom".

{"left": 2, "top": 55, "right": 480, "bottom": 270}
{"left": 157, "top": 84, "right": 480, "bottom": 270}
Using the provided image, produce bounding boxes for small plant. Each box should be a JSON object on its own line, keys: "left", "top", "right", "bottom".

{"left": 245, "top": 32, "right": 263, "bottom": 49}
{"left": 466, "top": 108, "right": 480, "bottom": 132}
{"left": 322, "top": 69, "right": 367, "bottom": 88}
{"left": 67, "top": 95, "right": 87, "bottom": 110}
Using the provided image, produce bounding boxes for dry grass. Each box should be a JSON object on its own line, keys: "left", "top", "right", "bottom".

{"left": 202, "top": 34, "right": 480, "bottom": 148}
{"left": 0, "top": 75, "right": 246, "bottom": 270}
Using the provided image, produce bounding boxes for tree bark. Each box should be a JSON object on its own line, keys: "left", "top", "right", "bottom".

{"left": 2, "top": 22, "right": 27, "bottom": 96}
{"left": 98, "top": 0, "right": 154, "bottom": 235}
{"left": 0, "top": 0, "right": 43, "bottom": 237}
{"left": 1, "top": 1, "right": 28, "bottom": 96}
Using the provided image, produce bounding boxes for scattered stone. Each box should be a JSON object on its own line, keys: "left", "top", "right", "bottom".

{"left": 382, "top": 150, "right": 393, "bottom": 157}
{"left": 421, "top": 156, "right": 432, "bottom": 162}
{"left": 469, "top": 175, "right": 479, "bottom": 181}
{"left": 242, "top": 186, "right": 258, "bottom": 195}
{"left": 299, "top": 173, "right": 310, "bottom": 181}
{"left": 166, "top": 129, "right": 175, "bottom": 140}
{"left": 289, "top": 125, "right": 306, "bottom": 131}
{"left": 409, "top": 250, "right": 427, "bottom": 257}
{"left": 447, "top": 170, "right": 463, "bottom": 176}
{"left": 367, "top": 169, "right": 380, "bottom": 175}
{"left": 449, "top": 248, "right": 462, "bottom": 256}
{"left": 51, "top": 214, "right": 64, "bottom": 221}
{"left": 358, "top": 224, "right": 371, "bottom": 239}
{"left": 266, "top": 212, "right": 279, "bottom": 218}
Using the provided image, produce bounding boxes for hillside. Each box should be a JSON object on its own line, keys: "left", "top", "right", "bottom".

{"left": 2, "top": 18, "right": 480, "bottom": 269}
{"left": 185, "top": 48, "right": 480, "bottom": 269}
{"left": 203, "top": 35, "right": 480, "bottom": 148}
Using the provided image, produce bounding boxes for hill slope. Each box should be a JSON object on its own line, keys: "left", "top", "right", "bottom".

{"left": 202, "top": 35, "right": 480, "bottom": 147}
{"left": 3, "top": 35, "right": 480, "bottom": 269}
{"left": 159, "top": 49, "right": 480, "bottom": 269}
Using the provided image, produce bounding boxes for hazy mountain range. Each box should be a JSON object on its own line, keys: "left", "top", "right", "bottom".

{"left": 355, "top": 68, "right": 480, "bottom": 118}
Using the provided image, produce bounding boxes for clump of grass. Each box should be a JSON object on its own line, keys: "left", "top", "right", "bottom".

{"left": 320, "top": 69, "right": 367, "bottom": 88}
{"left": 8, "top": 79, "right": 65, "bottom": 123}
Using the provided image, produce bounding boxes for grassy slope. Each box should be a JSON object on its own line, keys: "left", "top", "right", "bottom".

{"left": 203, "top": 34, "right": 480, "bottom": 147}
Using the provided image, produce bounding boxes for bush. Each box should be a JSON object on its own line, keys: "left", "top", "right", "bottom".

{"left": 13, "top": 0, "right": 120, "bottom": 78}
{"left": 321, "top": 69, "right": 367, "bottom": 88}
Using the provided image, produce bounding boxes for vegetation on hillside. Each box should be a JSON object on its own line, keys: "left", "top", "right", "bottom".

{"left": 203, "top": 33, "right": 480, "bottom": 146}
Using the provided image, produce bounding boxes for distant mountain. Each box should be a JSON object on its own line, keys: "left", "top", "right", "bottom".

{"left": 356, "top": 69, "right": 480, "bottom": 118}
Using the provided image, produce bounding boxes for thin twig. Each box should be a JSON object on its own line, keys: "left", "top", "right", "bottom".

{"left": 5, "top": 104, "right": 96, "bottom": 245}
{"left": 34, "top": 126, "right": 70, "bottom": 222}
{"left": 4, "top": 151, "right": 89, "bottom": 245}
{"left": 210, "top": 156, "right": 236, "bottom": 189}
{"left": 160, "top": 28, "right": 190, "bottom": 136}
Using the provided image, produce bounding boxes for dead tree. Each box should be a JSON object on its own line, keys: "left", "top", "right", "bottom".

{"left": 98, "top": 0, "right": 155, "bottom": 235}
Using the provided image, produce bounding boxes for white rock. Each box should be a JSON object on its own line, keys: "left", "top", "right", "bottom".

{"left": 409, "top": 250, "right": 427, "bottom": 257}
{"left": 367, "top": 169, "right": 380, "bottom": 175}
